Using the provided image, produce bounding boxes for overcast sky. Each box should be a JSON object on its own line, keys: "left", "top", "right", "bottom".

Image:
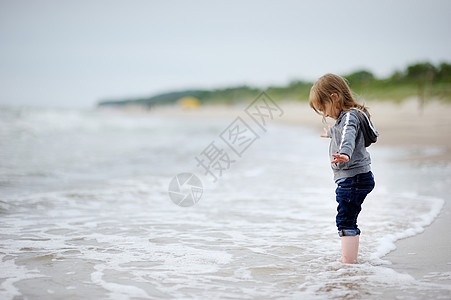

{"left": 1, "top": 0, "right": 450, "bottom": 108}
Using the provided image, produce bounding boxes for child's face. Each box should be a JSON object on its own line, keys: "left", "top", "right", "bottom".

{"left": 322, "top": 101, "right": 340, "bottom": 120}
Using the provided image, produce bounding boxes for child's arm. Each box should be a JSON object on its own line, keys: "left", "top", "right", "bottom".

{"left": 320, "top": 125, "right": 332, "bottom": 138}
{"left": 335, "top": 111, "right": 359, "bottom": 161}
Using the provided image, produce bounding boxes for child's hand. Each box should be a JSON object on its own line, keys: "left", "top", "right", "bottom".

{"left": 331, "top": 153, "right": 349, "bottom": 163}
{"left": 320, "top": 125, "right": 331, "bottom": 138}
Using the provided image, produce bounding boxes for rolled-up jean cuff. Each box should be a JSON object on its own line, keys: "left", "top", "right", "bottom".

{"left": 338, "top": 229, "right": 361, "bottom": 237}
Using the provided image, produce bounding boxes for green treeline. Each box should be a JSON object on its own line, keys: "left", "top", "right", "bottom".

{"left": 267, "top": 62, "right": 451, "bottom": 103}
{"left": 97, "top": 62, "right": 451, "bottom": 107}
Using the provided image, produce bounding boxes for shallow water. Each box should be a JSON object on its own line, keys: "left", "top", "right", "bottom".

{"left": 0, "top": 106, "right": 450, "bottom": 299}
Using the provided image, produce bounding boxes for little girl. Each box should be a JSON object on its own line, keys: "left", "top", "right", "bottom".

{"left": 309, "top": 73, "right": 379, "bottom": 264}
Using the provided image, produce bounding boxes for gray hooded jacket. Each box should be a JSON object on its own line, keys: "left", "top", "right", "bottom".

{"left": 327, "top": 108, "right": 379, "bottom": 181}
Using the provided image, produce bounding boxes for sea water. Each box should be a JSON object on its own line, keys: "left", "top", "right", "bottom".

{"left": 0, "top": 106, "right": 450, "bottom": 299}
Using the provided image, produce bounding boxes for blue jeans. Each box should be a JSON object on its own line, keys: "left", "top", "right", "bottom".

{"left": 335, "top": 171, "right": 375, "bottom": 237}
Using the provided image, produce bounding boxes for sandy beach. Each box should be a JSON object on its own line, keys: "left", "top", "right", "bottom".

{"left": 151, "top": 98, "right": 451, "bottom": 161}
{"left": 149, "top": 98, "right": 451, "bottom": 291}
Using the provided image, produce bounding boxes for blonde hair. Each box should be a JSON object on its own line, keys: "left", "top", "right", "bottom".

{"left": 309, "top": 73, "right": 370, "bottom": 121}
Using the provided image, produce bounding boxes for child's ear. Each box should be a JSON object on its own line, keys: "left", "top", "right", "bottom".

{"left": 330, "top": 93, "right": 338, "bottom": 101}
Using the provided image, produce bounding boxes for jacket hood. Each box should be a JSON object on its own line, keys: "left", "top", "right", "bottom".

{"left": 353, "top": 108, "right": 379, "bottom": 147}
{"left": 338, "top": 108, "right": 379, "bottom": 147}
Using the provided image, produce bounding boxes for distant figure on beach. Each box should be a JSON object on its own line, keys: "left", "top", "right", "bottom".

{"left": 309, "top": 73, "right": 379, "bottom": 263}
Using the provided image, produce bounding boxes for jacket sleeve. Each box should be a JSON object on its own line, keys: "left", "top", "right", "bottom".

{"left": 338, "top": 111, "right": 359, "bottom": 158}
{"left": 327, "top": 126, "right": 333, "bottom": 138}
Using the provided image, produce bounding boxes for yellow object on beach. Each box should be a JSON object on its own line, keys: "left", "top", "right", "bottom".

{"left": 178, "top": 96, "right": 201, "bottom": 109}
